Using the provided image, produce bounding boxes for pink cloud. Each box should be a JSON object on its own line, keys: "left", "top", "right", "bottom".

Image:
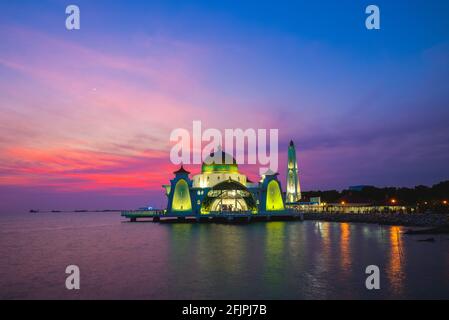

{"left": 0, "top": 25, "right": 294, "bottom": 199}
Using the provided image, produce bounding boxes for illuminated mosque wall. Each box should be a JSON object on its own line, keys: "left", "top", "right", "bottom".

{"left": 166, "top": 166, "right": 194, "bottom": 213}
{"left": 171, "top": 179, "right": 192, "bottom": 212}
{"left": 265, "top": 180, "right": 285, "bottom": 211}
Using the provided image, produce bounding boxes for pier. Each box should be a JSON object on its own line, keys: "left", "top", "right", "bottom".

{"left": 121, "top": 210, "right": 304, "bottom": 223}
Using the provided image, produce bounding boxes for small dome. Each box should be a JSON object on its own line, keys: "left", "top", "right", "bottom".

{"left": 202, "top": 148, "right": 238, "bottom": 173}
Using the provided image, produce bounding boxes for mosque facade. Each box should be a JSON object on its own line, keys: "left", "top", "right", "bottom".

{"left": 163, "top": 141, "right": 301, "bottom": 215}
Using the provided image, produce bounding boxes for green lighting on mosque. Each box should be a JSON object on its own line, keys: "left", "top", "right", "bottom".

{"left": 202, "top": 163, "right": 238, "bottom": 173}
{"left": 165, "top": 142, "right": 301, "bottom": 215}
{"left": 266, "top": 180, "right": 285, "bottom": 211}
{"left": 171, "top": 179, "right": 192, "bottom": 212}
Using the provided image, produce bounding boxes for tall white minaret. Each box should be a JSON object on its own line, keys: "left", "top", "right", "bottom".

{"left": 286, "top": 140, "right": 301, "bottom": 203}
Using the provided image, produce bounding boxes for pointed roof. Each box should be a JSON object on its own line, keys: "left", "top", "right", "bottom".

{"left": 289, "top": 140, "right": 294, "bottom": 147}
{"left": 174, "top": 165, "right": 190, "bottom": 175}
{"left": 262, "top": 168, "right": 278, "bottom": 176}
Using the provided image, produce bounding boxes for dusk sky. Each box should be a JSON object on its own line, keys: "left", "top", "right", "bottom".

{"left": 1, "top": 0, "right": 449, "bottom": 212}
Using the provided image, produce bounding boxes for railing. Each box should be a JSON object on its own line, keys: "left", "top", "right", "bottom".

{"left": 208, "top": 210, "right": 254, "bottom": 215}
{"left": 121, "top": 210, "right": 166, "bottom": 216}
{"left": 121, "top": 209, "right": 304, "bottom": 219}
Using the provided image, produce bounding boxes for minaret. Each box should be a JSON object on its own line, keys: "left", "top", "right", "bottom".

{"left": 286, "top": 140, "right": 301, "bottom": 203}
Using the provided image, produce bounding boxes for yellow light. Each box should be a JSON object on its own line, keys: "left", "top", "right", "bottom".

{"left": 444, "top": 200, "right": 448, "bottom": 205}
{"left": 391, "top": 199, "right": 397, "bottom": 204}
{"left": 171, "top": 179, "right": 192, "bottom": 212}
{"left": 341, "top": 201, "right": 346, "bottom": 205}
{"left": 266, "top": 180, "right": 285, "bottom": 211}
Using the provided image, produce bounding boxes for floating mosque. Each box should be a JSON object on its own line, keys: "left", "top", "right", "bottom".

{"left": 164, "top": 141, "right": 301, "bottom": 215}
{"left": 122, "top": 139, "right": 413, "bottom": 222}
{"left": 122, "top": 141, "right": 302, "bottom": 221}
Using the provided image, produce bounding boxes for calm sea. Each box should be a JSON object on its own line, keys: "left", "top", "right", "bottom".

{"left": 0, "top": 212, "right": 448, "bottom": 299}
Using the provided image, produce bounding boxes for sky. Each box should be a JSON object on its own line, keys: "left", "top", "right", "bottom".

{"left": 1, "top": 0, "right": 449, "bottom": 212}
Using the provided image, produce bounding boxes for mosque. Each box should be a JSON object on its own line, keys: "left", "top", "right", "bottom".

{"left": 163, "top": 141, "right": 301, "bottom": 215}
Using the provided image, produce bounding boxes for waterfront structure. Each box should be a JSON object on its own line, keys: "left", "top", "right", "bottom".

{"left": 122, "top": 141, "right": 308, "bottom": 221}
{"left": 287, "top": 202, "right": 413, "bottom": 214}
{"left": 164, "top": 146, "right": 285, "bottom": 215}
{"left": 121, "top": 139, "right": 418, "bottom": 223}
{"left": 286, "top": 140, "right": 301, "bottom": 203}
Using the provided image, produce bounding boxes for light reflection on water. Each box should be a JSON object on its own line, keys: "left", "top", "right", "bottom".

{"left": 340, "top": 223, "right": 351, "bottom": 279}
{"left": 0, "top": 212, "right": 449, "bottom": 299}
{"left": 388, "top": 226, "right": 405, "bottom": 296}
{"left": 264, "top": 222, "right": 285, "bottom": 292}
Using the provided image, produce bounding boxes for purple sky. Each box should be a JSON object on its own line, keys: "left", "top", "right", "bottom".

{"left": 1, "top": 0, "right": 449, "bottom": 212}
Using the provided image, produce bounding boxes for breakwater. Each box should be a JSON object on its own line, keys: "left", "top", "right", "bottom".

{"left": 303, "top": 212, "right": 449, "bottom": 227}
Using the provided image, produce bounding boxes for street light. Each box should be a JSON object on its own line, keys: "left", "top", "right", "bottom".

{"left": 444, "top": 200, "right": 448, "bottom": 205}
{"left": 390, "top": 199, "right": 397, "bottom": 205}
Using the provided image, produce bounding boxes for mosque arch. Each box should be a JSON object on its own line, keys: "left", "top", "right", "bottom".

{"left": 171, "top": 179, "right": 192, "bottom": 212}
{"left": 266, "top": 180, "right": 285, "bottom": 211}
{"left": 200, "top": 180, "right": 257, "bottom": 214}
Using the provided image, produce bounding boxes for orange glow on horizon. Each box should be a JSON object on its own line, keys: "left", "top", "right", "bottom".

{"left": 0, "top": 146, "right": 174, "bottom": 191}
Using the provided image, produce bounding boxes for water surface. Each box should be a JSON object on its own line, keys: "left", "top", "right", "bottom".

{"left": 0, "top": 212, "right": 448, "bottom": 299}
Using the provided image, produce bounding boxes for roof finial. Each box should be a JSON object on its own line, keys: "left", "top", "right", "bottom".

{"left": 174, "top": 165, "right": 190, "bottom": 175}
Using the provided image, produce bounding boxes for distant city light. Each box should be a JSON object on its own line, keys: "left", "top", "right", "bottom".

{"left": 443, "top": 200, "right": 448, "bottom": 205}
{"left": 341, "top": 201, "right": 346, "bottom": 205}
{"left": 390, "top": 199, "right": 397, "bottom": 204}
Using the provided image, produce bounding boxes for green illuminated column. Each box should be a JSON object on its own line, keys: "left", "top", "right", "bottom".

{"left": 286, "top": 140, "right": 301, "bottom": 203}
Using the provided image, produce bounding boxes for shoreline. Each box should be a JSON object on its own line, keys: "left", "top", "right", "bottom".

{"left": 303, "top": 212, "right": 449, "bottom": 228}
